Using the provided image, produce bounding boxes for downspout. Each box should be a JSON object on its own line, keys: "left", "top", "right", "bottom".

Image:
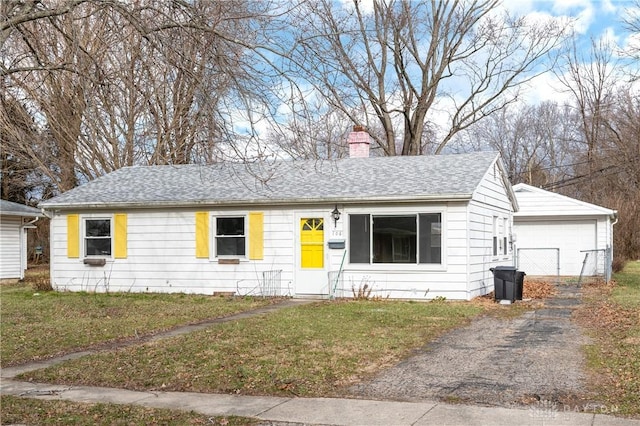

{"left": 20, "top": 216, "right": 40, "bottom": 279}
{"left": 609, "top": 211, "right": 618, "bottom": 281}
{"left": 41, "top": 208, "right": 55, "bottom": 290}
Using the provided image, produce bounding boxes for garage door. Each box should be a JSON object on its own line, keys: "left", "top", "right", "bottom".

{"left": 514, "top": 220, "right": 597, "bottom": 276}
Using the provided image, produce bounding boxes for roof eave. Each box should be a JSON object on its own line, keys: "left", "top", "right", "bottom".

{"left": 1, "top": 211, "right": 44, "bottom": 217}
{"left": 40, "top": 194, "right": 474, "bottom": 211}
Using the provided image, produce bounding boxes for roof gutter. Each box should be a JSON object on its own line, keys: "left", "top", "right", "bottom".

{"left": 21, "top": 216, "right": 39, "bottom": 229}
{"left": 40, "top": 193, "right": 474, "bottom": 211}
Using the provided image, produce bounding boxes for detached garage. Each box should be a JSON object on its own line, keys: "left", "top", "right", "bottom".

{"left": 512, "top": 184, "right": 617, "bottom": 278}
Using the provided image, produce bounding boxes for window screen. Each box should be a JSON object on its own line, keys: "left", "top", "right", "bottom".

{"left": 349, "top": 214, "right": 370, "bottom": 263}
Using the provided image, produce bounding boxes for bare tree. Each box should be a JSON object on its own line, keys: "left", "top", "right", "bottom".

{"left": 450, "top": 101, "right": 578, "bottom": 186}
{"left": 1, "top": 0, "right": 279, "bottom": 198}
{"left": 282, "top": 0, "right": 568, "bottom": 156}
{"left": 554, "top": 34, "right": 639, "bottom": 260}
{"left": 555, "top": 38, "right": 619, "bottom": 198}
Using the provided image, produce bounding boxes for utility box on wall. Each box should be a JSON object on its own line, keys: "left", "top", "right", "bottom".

{"left": 328, "top": 239, "right": 345, "bottom": 249}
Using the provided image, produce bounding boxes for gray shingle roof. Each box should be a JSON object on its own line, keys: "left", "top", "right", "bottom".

{"left": 40, "top": 152, "right": 500, "bottom": 209}
{"left": 1, "top": 200, "right": 43, "bottom": 217}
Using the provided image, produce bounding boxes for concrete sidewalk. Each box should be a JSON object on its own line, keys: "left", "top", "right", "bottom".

{"left": 2, "top": 378, "right": 638, "bottom": 426}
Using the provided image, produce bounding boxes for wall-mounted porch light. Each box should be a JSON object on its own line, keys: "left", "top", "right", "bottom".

{"left": 331, "top": 205, "right": 341, "bottom": 226}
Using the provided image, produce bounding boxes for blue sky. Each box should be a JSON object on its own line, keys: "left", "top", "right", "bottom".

{"left": 506, "top": 0, "right": 634, "bottom": 47}
{"left": 503, "top": 0, "right": 638, "bottom": 102}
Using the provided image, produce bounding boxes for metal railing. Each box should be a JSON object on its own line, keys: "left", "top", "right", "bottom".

{"left": 236, "top": 269, "right": 285, "bottom": 297}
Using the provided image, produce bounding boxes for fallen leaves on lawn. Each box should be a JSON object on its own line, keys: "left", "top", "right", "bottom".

{"left": 475, "top": 278, "right": 556, "bottom": 304}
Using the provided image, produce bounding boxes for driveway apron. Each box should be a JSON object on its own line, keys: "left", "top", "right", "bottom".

{"left": 349, "top": 285, "right": 600, "bottom": 410}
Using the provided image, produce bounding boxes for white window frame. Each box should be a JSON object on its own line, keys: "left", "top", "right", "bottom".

{"left": 83, "top": 216, "right": 113, "bottom": 258}
{"left": 502, "top": 217, "right": 508, "bottom": 256}
{"left": 348, "top": 211, "right": 444, "bottom": 266}
{"left": 213, "top": 215, "right": 247, "bottom": 258}
{"left": 492, "top": 216, "right": 498, "bottom": 257}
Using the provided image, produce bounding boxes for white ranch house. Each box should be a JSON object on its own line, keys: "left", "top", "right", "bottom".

{"left": 40, "top": 132, "right": 518, "bottom": 300}
{"left": 1, "top": 200, "right": 43, "bottom": 281}
{"left": 513, "top": 183, "right": 617, "bottom": 278}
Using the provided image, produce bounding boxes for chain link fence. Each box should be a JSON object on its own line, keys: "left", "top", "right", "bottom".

{"left": 516, "top": 248, "right": 560, "bottom": 283}
{"left": 578, "top": 247, "right": 612, "bottom": 285}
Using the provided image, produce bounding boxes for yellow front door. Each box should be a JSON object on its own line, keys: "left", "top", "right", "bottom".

{"left": 300, "top": 218, "right": 324, "bottom": 268}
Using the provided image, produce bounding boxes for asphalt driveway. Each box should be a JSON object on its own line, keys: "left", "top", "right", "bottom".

{"left": 349, "top": 285, "right": 602, "bottom": 411}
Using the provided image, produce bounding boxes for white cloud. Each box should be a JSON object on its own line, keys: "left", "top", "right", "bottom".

{"left": 520, "top": 72, "right": 574, "bottom": 105}
{"left": 600, "top": 0, "right": 618, "bottom": 14}
{"left": 337, "top": 0, "right": 374, "bottom": 14}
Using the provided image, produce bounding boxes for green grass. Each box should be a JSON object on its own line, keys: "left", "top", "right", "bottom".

{"left": 578, "top": 260, "right": 640, "bottom": 417}
{"left": 1, "top": 278, "right": 274, "bottom": 367}
{"left": 0, "top": 395, "right": 257, "bottom": 425}
{"left": 611, "top": 260, "right": 640, "bottom": 307}
{"left": 18, "top": 300, "right": 483, "bottom": 397}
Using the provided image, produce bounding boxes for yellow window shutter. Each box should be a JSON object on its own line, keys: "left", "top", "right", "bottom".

{"left": 195, "top": 212, "right": 209, "bottom": 258}
{"left": 67, "top": 214, "right": 80, "bottom": 258}
{"left": 114, "top": 213, "right": 127, "bottom": 259}
{"left": 248, "top": 212, "right": 264, "bottom": 260}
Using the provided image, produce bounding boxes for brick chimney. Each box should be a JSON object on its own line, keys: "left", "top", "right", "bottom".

{"left": 348, "top": 125, "right": 370, "bottom": 158}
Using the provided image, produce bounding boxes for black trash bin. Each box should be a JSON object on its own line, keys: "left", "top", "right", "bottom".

{"left": 515, "top": 270, "right": 525, "bottom": 301}
{"left": 490, "top": 266, "right": 523, "bottom": 302}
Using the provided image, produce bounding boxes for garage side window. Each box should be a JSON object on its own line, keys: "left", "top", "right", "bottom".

{"left": 85, "top": 219, "right": 111, "bottom": 256}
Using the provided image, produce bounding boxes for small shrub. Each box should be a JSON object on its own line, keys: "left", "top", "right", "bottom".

{"left": 352, "top": 282, "right": 373, "bottom": 300}
{"left": 612, "top": 257, "right": 626, "bottom": 274}
{"left": 32, "top": 276, "right": 53, "bottom": 292}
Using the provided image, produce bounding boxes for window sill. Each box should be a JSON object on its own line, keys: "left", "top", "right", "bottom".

{"left": 83, "top": 258, "right": 107, "bottom": 266}
{"left": 346, "top": 263, "right": 447, "bottom": 272}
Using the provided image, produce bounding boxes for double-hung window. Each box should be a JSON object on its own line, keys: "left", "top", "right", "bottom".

{"left": 215, "top": 216, "right": 246, "bottom": 257}
{"left": 349, "top": 213, "right": 442, "bottom": 264}
{"left": 85, "top": 219, "right": 111, "bottom": 256}
{"left": 492, "top": 216, "right": 498, "bottom": 257}
{"left": 502, "top": 217, "right": 508, "bottom": 255}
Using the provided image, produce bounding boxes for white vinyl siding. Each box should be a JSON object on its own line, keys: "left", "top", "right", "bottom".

{"left": 0, "top": 216, "right": 22, "bottom": 279}
{"left": 47, "top": 159, "right": 517, "bottom": 300}
{"left": 336, "top": 203, "right": 472, "bottom": 300}
{"left": 466, "top": 159, "right": 515, "bottom": 299}
{"left": 50, "top": 208, "right": 294, "bottom": 294}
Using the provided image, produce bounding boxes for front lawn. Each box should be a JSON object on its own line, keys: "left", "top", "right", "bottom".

{"left": 576, "top": 260, "right": 640, "bottom": 417}
{"left": 18, "top": 300, "right": 484, "bottom": 397}
{"left": 0, "top": 271, "right": 274, "bottom": 367}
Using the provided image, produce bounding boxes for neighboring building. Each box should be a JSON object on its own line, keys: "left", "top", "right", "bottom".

{"left": 513, "top": 183, "right": 617, "bottom": 277}
{"left": 0, "top": 200, "right": 43, "bottom": 281}
{"left": 40, "top": 130, "right": 518, "bottom": 300}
